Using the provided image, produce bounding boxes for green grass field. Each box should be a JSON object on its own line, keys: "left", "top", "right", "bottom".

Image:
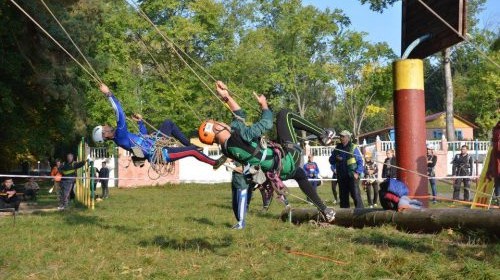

{"left": 1, "top": 183, "right": 499, "bottom": 279}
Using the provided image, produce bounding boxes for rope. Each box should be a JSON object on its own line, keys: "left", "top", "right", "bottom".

{"left": 287, "top": 250, "right": 348, "bottom": 265}
{"left": 133, "top": 35, "right": 203, "bottom": 122}
{"left": 124, "top": 1, "right": 259, "bottom": 116}
{"left": 39, "top": 0, "right": 103, "bottom": 84}
{"left": 8, "top": 0, "right": 101, "bottom": 84}
{"left": 125, "top": 1, "right": 259, "bottom": 112}
{"left": 408, "top": 195, "right": 499, "bottom": 209}
{"left": 416, "top": 0, "right": 500, "bottom": 69}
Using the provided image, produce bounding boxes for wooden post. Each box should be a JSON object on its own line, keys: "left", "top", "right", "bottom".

{"left": 393, "top": 59, "right": 428, "bottom": 206}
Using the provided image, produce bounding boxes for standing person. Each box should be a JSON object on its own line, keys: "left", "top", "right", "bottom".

{"left": 382, "top": 149, "right": 397, "bottom": 179}
{"left": 330, "top": 165, "right": 338, "bottom": 205}
{"left": 363, "top": 153, "right": 379, "bottom": 208}
{"left": 198, "top": 81, "right": 336, "bottom": 222}
{"left": 487, "top": 122, "right": 500, "bottom": 206}
{"left": 303, "top": 154, "right": 320, "bottom": 202}
{"left": 98, "top": 162, "right": 110, "bottom": 199}
{"left": 58, "top": 153, "right": 86, "bottom": 210}
{"left": 427, "top": 144, "right": 438, "bottom": 203}
{"left": 23, "top": 177, "right": 40, "bottom": 202}
{"left": 49, "top": 159, "right": 62, "bottom": 194}
{"left": 0, "top": 178, "right": 21, "bottom": 211}
{"left": 329, "top": 130, "right": 364, "bottom": 209}
{"left": 452, "top": 145, "right": 473, "bottom": 201}
{"left": 229, "top": 161, "right": 254, "bottom": 229}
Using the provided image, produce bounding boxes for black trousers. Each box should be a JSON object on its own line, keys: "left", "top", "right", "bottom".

{"left": 275, "top": 110, "right": 327, "bottom": 211}
{"left": 0, "top": 196, "right": 21, "bottom": 211}
{"left": 338, "top": 176, "right": 364, "bottom": 208}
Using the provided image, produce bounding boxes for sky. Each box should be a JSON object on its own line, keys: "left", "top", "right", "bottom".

{"left": 302, "top": 0, "right": 500, "bottom": 56}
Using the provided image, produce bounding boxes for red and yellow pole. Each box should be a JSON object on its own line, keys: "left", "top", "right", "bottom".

{"left": 393, "top": 59, "right": 428, "bottom": 206}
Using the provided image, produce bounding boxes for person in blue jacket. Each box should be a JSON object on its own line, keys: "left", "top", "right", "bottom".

{"left": 303, "top": 154, "right": 320, "bottom": 202}
{"left": 329, "top": 130, "right": 364, "bottom": 208}
{"left": 92, "top": 84, "right": 226, "bottom": 169}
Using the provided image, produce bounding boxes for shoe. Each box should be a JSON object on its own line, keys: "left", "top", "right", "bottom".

{"left": 213, "top": 155, "right": 227, "bottom": 170}
{"left": 320, "top": 129, "right": 336, "bottom": 146}
{"left": 322, "top": 208, "right": 336, "bottom": 223}
{"left": 231, "top": 222, "right": 245, "bottom": 229}
{"left": 369, "top": 205, "right": 374, "bottom": 208}
{"left": 332, "top": 199, "right": 337, "bottom": 205}
{"left": 57, "top": 206, "right": 65, "bottom": 210}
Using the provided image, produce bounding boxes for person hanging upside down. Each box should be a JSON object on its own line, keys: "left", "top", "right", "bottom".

{"left": 198, "top": 81, "right": 336, "bottom": 222}
{"left": 92, "top": 84, "right": 226, "bottom": 169}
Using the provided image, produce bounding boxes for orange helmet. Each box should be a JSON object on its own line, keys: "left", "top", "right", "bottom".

{"left": 198, "top": 120, "right": 217, "bottom": 145}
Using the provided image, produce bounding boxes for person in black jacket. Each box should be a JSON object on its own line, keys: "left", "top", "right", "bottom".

{"left": 58, "top": 153, "right": 86, "bottom": 210}
{"left": 452, "top": 145, "right": 473, "bottom": 201}
{"left": 0, "top": 178, "right": 21, "bottom": 211}
{"left": 427, "top": 145, "right": 438, "bottom": 203}
{"left": 382, "top": 149, "right": 397, "bottom": 179}
{"left": 97, "top": 161, "right": 110, "bottom": 199}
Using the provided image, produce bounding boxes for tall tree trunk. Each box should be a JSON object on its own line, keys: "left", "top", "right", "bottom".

{"left": 443, "top": 48, "right": 455, "bottom": 141}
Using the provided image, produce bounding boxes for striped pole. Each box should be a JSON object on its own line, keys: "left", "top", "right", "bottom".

{"left": 393, "top": 59, "right": 428, "bottom": 206}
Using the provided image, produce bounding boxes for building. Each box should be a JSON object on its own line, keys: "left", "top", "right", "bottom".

{"left": 359, "top": 112, "right": 477, "bottom": 143}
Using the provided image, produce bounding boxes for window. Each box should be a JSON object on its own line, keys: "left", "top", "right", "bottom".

{"left": 455, "top": 130, "right": 463, "bottom": 140}
{"left": 433, "top": 130, "right": 443, "bottom": 139}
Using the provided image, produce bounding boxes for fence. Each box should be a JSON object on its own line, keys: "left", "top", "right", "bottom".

{"left": 75, "top": 138, "right": 94, "bottom": 209}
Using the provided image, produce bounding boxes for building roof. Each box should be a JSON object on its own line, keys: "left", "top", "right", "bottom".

{"left": 359, "top": 112, "right": 477, "bottom": 140}
{"left": 425, "top": 112, "right": 478, "bottom": 128}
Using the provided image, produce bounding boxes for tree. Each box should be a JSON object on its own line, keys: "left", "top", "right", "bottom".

{"left": 328, "top": 30, "right": 395, "bottom": 138}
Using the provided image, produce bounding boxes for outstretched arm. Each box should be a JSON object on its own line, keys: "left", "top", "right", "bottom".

{"left": 132, "top": 113, "right": 148, "bottom": 135}
{"left": 215, "top": 81, "right": 241, "bottom": 112}
{"left": 100, "top": 84, "right": 127, "bottom": 132}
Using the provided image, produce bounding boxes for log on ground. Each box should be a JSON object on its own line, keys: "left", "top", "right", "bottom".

{"left": 280, "top": 208, "right": 500, "bottom": 235}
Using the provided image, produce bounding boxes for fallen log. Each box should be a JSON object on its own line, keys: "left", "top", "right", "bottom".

{"left": 280, "top": 208, "right": 500, "bottom": 235}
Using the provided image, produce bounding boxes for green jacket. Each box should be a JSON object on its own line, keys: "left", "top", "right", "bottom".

{"left": 222, "top": 109, "right": 296, "bottom": 179}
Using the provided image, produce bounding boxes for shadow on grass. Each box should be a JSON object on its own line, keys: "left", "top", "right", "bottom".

{"left": 30, "top": 211, "right": 141, "bottom": 234}
{"left": 206, "top": 203, "right": 232, "bottom": 210}
{"left": 352, "top": 232, "right": 434, "bottom": 253}
{"left": 185, "top": 217, "right": 215, "bottom": 226}
{"left": 138, "top": 235, "right": 233, "bottom": 253}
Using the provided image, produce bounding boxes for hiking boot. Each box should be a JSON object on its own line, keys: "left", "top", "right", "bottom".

{"left": 213, "top": 155, "right": 228, "bottom": 170}
{"left": 320, "top": 129, "right": 336, "bottom": 146}
{"left": 322, "top": 207, "right": 336, "bottom": 223}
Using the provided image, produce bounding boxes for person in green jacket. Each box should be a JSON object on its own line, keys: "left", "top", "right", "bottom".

{"left": 199, "top": 81, "right": 336, "bottom": 222}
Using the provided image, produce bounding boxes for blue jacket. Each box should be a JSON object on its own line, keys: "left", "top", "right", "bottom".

{"left": 303, "top": 162, "right": 320, "bottom": 178}
{"left": 107, "top": 93, "right": 154, "bottom": 160}
{"left": 329, "top": 142, "right": 364, "bottom": 178}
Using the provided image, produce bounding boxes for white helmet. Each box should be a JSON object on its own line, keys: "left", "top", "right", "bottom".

{"left": 92, "top": 126, "right": 104, "bottom": 143}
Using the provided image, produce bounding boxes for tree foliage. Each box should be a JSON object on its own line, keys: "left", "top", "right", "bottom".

{"left": 0, "top": 0, "right": 495, "bottom": 171}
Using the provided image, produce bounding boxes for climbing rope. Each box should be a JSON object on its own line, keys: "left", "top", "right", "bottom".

{"left": 416, "top": 0, "right": 500, "bottom": 69}
{"left": 9, "top": 0, "right": 101, "bottom": 85}
{"left": 124, "top": 0, "right": 260, "bottom": 115}
{"left": 39, "top": 0, "right": 103, "bottom": 84}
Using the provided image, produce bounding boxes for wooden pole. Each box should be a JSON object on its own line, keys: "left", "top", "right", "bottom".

{"left": 281, "top": 208, "right": 500, "bottom": 235}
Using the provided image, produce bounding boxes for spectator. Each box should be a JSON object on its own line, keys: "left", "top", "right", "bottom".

{"left": 303, "top": 154, "right": 320, "bottom": 203}
{"left": 97, "top": 162, "right": 110, "bottom": 199}
{"left": 382, "top": 149, "right": 397, "bottom": 179}
{"left": 329, "top": 130, "right": 364, "bottom": 208}
{"left": 49, "top": 159, "right": 62, "bottom": 194}
{"left": 23, "top": 177, "right": 40, "bottom": 202}
{"left": 58, "top": 153, "right": 86, "bottom": 210}
{"left": 363, "top": 153, "right": 379, "bottom": 208}
{"left": 330, "top": 164, "right": 338, "bottom": 205}
{"left": 0, "top": 178, "right": 21, "bottom": 211}
{"left": 487, "top": 122, "right": 499, "bottom": 206}
{"left": 427, "top": 144, "right": 438, "bottom": 203}
{"left": 452, "top": 145, "right": 473, "bottom": 201}
{"left": 379, "top": 178, "right": 423, "bottom": 211}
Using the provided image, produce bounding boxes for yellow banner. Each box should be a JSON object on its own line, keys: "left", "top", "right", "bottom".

{"left": 471, "top": 147, "right": 495, "bottom": 209}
